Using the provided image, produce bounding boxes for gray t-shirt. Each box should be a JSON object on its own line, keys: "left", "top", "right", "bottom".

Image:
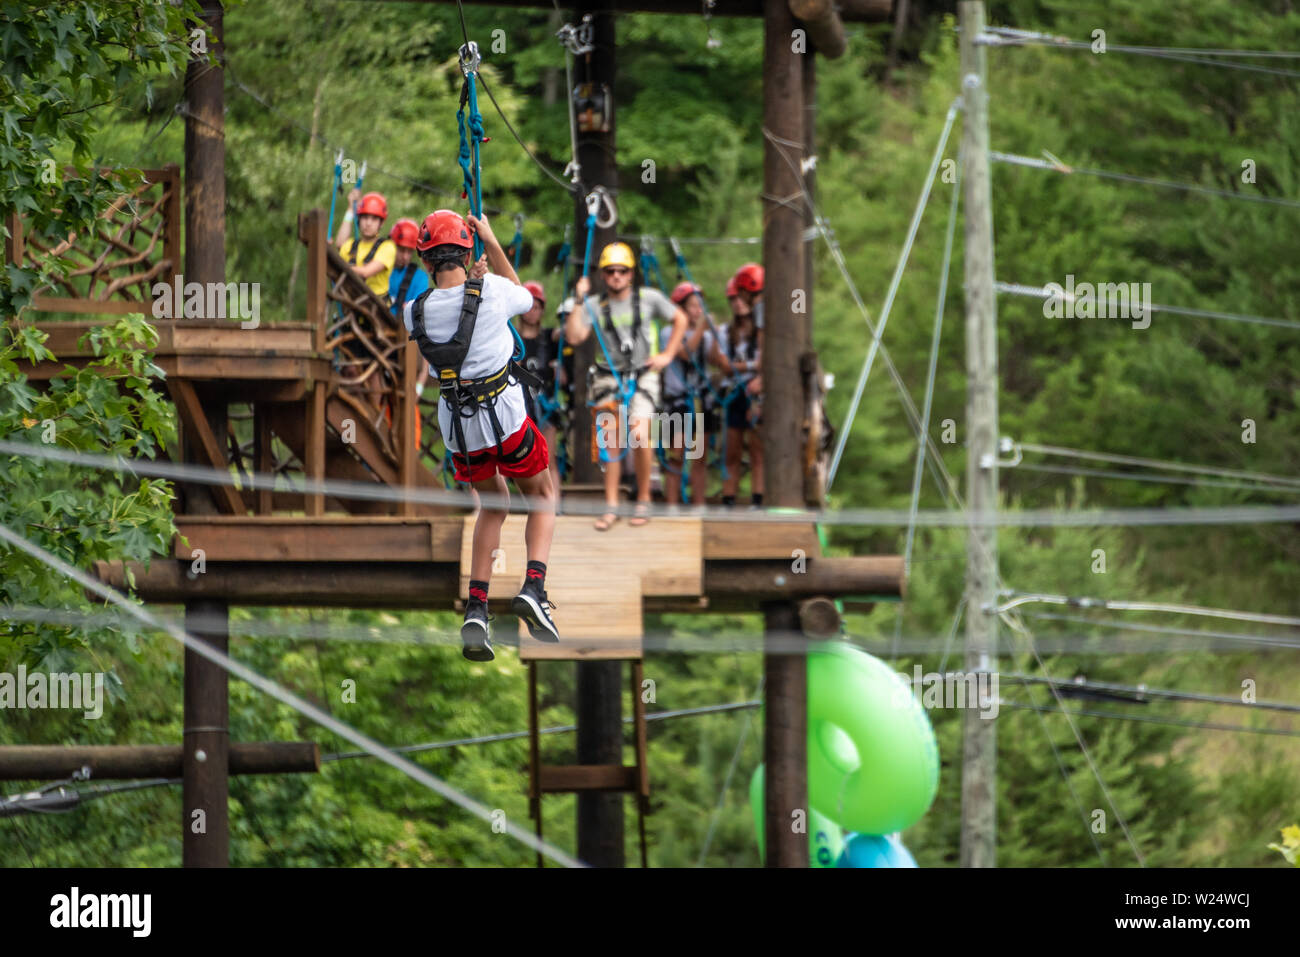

{"left": 583, "top": 287, "right": 676, "bottom": 373}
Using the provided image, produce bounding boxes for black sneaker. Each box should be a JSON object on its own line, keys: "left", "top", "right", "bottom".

{"left": 461, "top": 598, "right": 494, "bottom": 661}
{"left": 512, "top": 579, "right": 560, "bottom": 643}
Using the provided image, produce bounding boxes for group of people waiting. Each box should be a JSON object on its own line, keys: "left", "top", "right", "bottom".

{"left": 333, "top": 190, "right": 765, "bottom": 532}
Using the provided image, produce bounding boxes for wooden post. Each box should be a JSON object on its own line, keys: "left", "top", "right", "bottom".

{"left": 0, "top": 743, "right": 320, "bottom": 780}
{"left": 254, "top": 402, "right": 273, "bottom": 515}
{"left": 788, "top": 0, "right": 847, "bottom": 58}
{"left": 161, "top": 162, "right": 181, "bottom": 281}
{"left": 958, "top": 0, "right": 998, "bottom": 869}
{"left": 400, "top": 340, "right": 418, "bottom": 517}
{"left": 300, "top": 209, "right": 329, "bottom": 351}
{"left": 571, "top": 0, "right": 626, "bottom": 869}
{"left": 305, "top": 381, "right": 326, "bottom": 516}
{"left": 761, "top": 0, "right": 808, "bottom": 868}
{"left": 182, "top": 0, "right": 229, "bottom": 870}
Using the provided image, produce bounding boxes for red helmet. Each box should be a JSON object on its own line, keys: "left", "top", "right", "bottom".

{"left": 725, "top": 275, "right": 740, "bottom": 298}
{"left": 670, "top": 281, "right": 700, "bottom": 305}
{"left": 417, "top": 210, "right": 473, "bottom": 252}
{"left": 390, "top": 218, "right": 419, "bottom": 249}
{"left": 357, "top": 192, "right": 388, "bottom": 219}
{"left": 734, "top": 262, "right": 764, "bottom": 294}
{"left": 524, "top": 280, "right": 546, "bottom": 305}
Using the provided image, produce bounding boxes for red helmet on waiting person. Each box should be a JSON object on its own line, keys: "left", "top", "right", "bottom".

{"left": 670, "top": 281, "right": 700, "bottom": 305}
{"left": 524, "top": 280, "right": 546, "bottom": 305}
{"left": 417, "top": 210, "right": 473, "bottom": 252}
{"left": 390, "top": 218, "right": 419, "bottom": 249}
{"left": 357, "top": 192, "right": 388, "bottom": 219}
{"left": 733, "top": 262, "right": 764, "bottom": 294}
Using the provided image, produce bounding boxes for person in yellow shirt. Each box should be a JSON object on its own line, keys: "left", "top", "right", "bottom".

{"left": 335, "top": 189, "right": 396, "bottom": 297}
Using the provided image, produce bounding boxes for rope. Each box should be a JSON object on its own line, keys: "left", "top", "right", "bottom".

{"left": 826, "top": 98, "right": 962, "bottom": 491}
{"left": 1023, "top": 611, "right": 1300, "bottom": 652}
{"left": 996, "top": 280, "right": 1300, "bottom": 332}
{"left": 0, "top": 522, "right": 585, "bottom": 869}
{"left": 991, "top": 150, "right": 1300, "bottom": 210}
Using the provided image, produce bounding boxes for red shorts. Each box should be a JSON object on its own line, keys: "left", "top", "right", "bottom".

{"left": 452, "top": 418, "right": 550, "bottom": 484}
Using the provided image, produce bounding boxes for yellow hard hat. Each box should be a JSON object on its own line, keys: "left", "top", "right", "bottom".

{"left": 597, "top": 241, "right": 636, "bottom": 271}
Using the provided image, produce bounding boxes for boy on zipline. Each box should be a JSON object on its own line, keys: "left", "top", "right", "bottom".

{"left": 336, "top": 189, "right": 397, "bottom": 298}
{"left": 565, "top": 241, "right": 688, "bottom": 530}
{"left": 403, "top": 209, "right": 559, "bottom": 662}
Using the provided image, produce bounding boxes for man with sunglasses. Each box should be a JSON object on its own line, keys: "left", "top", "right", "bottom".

{"left": 565, "top": 241, "right": 688, "bottom": 529}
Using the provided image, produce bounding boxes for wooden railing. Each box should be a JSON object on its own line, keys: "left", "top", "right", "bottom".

{"left": 6, "top": 165, "right": 181, "bottom": 314}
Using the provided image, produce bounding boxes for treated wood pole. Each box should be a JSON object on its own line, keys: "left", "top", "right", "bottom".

{"left": 958, "top": 0, "right": 998, "bottom": 869}
{"left": 573, "top": 0, "right": 625, "bottom": 869}
{"left": 0, "top": 743, "right": 321, "bottom": 780}
{"left": 761, "top": 0, "right": 808, "bottom": 868}
{"left": 182, "top": 0, "right": 229, "bottom": 869}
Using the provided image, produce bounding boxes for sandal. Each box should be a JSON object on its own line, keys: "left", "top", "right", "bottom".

{"left": 594, "top": 511, "right": 620, "bottom": 531}
{"left": 629, "top": 502, "right": 651, "bottom": 527}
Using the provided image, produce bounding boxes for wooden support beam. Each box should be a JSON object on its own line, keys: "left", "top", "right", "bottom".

{"left": 400, "top": 341, "right": 418, "bottom": 517}
{"left": 168, "top": 379, "right": 244, "bottom": 515}
{"left": 93, "top": 555, "right": 904, "bottom": 607}
{"left": 798, "top": 596, "right": 841, "bottom": 638}
{"left": 538, "top": 764, "right": 638, "bottom": 793}
{"left": 306, "top": 381, "right": 326, "bottom": 516}
{"left": 0, "top": 742, "right": 321, "bottom": 781}
{"left": 789, "top": 0, "right": 847, "bottom": 58}
{"left": 253, "top": 402, "right": 273, "bottom": 515}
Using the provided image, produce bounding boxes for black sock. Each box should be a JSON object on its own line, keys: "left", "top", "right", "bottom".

{"left": 722, "top": 495, "right": 736, "bottom": 507}
{"left": 469, "top": 579, "right": 489, "bottom": 604}
{"left": 526, "top": 560, "right": 547, "bottom": 588}
{"left": 751, "top": 493, "right": 763, "bottom": 506}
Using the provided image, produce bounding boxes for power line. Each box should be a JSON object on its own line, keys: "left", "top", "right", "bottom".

{"left": 991, "top": 150, "right": 1300, "bottom": 210}
{"left": 978, "top": 28, "right": 1300, "bottom": 79}
{"left": 1015, "top": 462, "right": 1300, "bottom": 497}
{"left": 999, "top": 672, "right": 1300, "bottom": 714}
{"left": 1022, "top": 611, "right": 1300, "bottom": 652}
{"left": 995, "top": 280, "right": 1300, "bottom": 332}
{"left": 1001, "top": 701, "right": 1300, "bottom": 738}
{"left": 1016, "top": 442, "right": 1300, "bottom": 490}
{"left": 994, "top": 591, "right": 1300, "bottom": 629}
{"left": 0, "top": 522, "right": 585, "bottom": 869}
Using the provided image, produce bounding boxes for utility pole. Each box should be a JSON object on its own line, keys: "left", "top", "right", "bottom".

{"left": 182, "top": 0, "right": 229, "bottom": 868}
{"left": 958, "top": 0, "right": 997, "bottom": 869}
{"left": 761, "top": 0, "right": 808, "bottom": 868}
{"left": 572, "top": 0, "right": 625, "bottom": 868}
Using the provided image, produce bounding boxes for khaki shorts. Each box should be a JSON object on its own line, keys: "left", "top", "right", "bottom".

{"left": 591, "top": 368, "right": 661, "bottom": 422}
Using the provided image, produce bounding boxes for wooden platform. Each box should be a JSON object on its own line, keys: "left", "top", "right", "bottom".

{"left": 460, "top": 515, "right": 704, "bottom": 660}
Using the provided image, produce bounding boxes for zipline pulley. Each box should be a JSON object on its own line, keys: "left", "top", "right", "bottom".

{"left": 459, "top": 40, "right": 482, "bottom": 76}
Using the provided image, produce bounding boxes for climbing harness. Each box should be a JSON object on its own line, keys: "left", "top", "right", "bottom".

{"left": 407, "top": 278, "right": 543, "bottom": 464}
{"left": 347, "top": 235, "right": 387, "bottom": 267}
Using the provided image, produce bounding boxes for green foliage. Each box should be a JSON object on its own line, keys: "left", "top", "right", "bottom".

{"left": 0, "top": 0, "right": 202, "bottom": 318}
{"left": 0, "top": 316, "right": 178, "bottom": 674}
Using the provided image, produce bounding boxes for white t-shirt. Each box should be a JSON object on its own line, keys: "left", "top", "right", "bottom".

{"left": 403, "top": 273, "right": 534, "bottom": 454}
